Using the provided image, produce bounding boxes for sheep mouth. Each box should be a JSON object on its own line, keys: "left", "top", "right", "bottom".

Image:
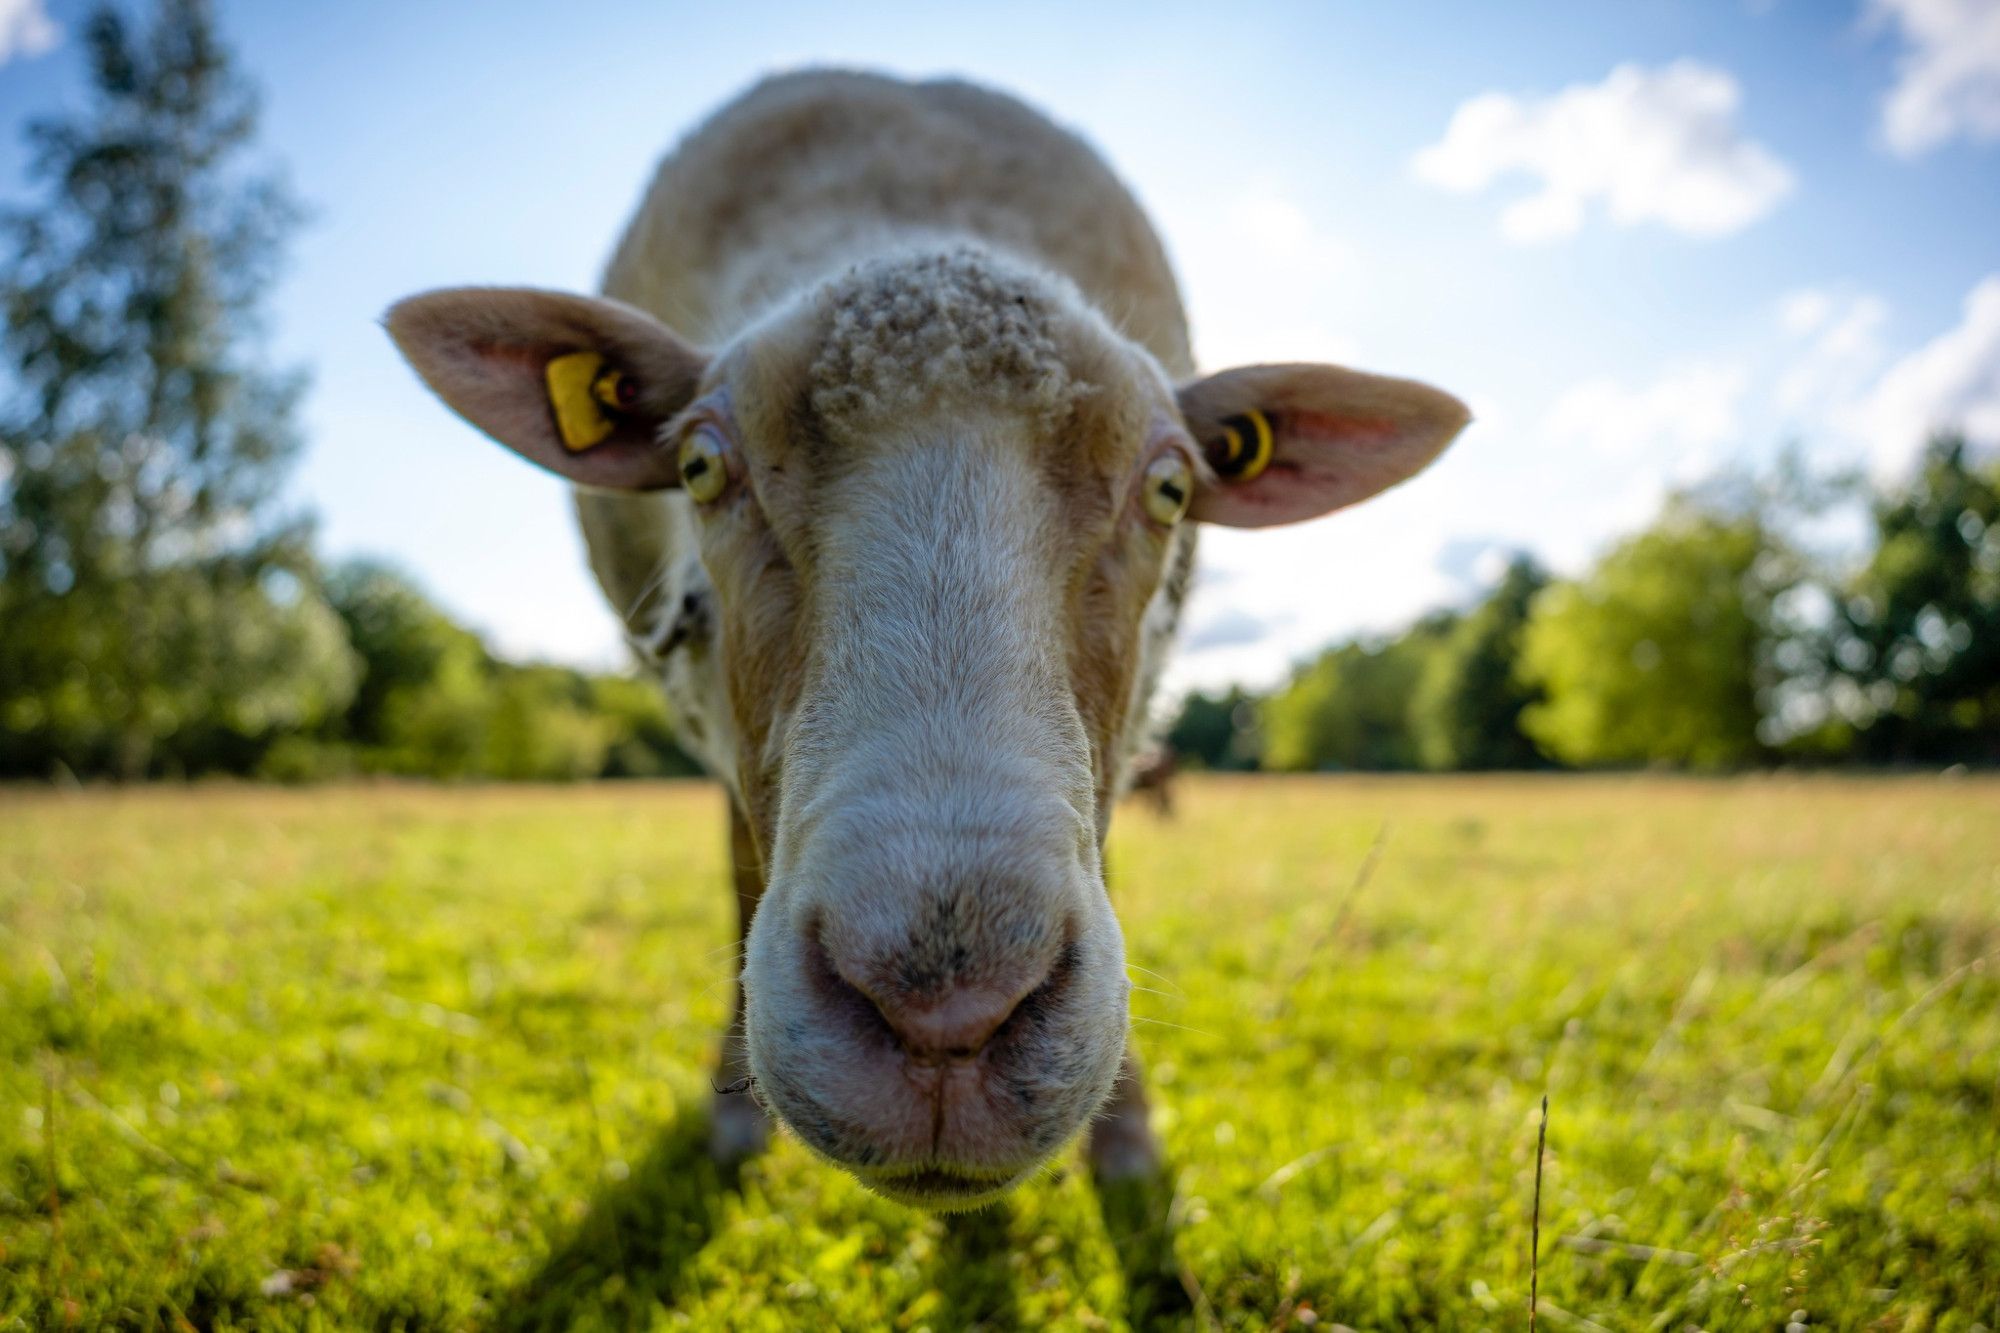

{"left": 864, "top": 1165, "right": 1026, "bottom": 1210}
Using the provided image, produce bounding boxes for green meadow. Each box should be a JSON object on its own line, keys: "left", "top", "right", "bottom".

{"left": 1, "top": 776, "right": 1995, "bottom": 1331}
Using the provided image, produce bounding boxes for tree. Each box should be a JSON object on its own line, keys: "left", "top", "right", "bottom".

{"left": 1827, "top": 435, "right": 2000, "bottom": 763}
{"left": 1164, "top": 687, "right": 1261, "bottom": 771}
{"left": 1519, "top": 497, "right": 1775, "bottom": 769}
{"left": 322, "top": 560, "right": 488, "bottom": 750}
{"left": 317, "top": 559, "right": 702, "bottom": 781}
{"left": 482, "top": 665, "right": 611, "bottom": 782}
{"left": 0, "top": 0, "right": 349, "bottom": 777}
{"left": 1412, "top": 555, "right": 1549, "bottom": 770}
{"left": 591, "top": 674, "right": 703, "bottom": 778}
{"left": 1261, "top": 612, "right": 1458, "bottom": 771}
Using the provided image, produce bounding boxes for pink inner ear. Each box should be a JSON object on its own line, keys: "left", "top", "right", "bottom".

{"left": 1289, "top": 409, "right": 1403, "bottom": 445}
{"left": 429, "top": 338, "right": 563, "bottom": 454}
{"left": 1289, "top": 409, "right": 1438, "bottom": 504}
{"left": 470, "top": 340, "right": 550, "bottom": 369}
{"left": 468, "top": 338, "right": 561, "bottom": 428}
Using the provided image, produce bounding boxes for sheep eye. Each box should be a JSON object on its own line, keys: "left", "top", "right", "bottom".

{"left": 678, "top": 426, "right": 728, "bottom": 503}
{"left": 1142, "top": 452, "right": 1194, "bottom": 526}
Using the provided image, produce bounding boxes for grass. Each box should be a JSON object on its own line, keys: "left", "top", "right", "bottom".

{"left": 1, "top": 774, "right": 1996, "bottom": 1331}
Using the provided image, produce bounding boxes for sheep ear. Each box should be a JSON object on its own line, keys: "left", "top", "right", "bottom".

{"left": 385, "top": 287, "right": 706, "bottom": 492}
{"left": 1177, "top": 363, "right": 1469, "bottom": 528}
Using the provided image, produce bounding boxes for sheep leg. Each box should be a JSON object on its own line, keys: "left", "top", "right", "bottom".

{"left": 1088, "top": 1043, "right": 1163, "bottom": 1180}
{"left": 709, "top": 805, "right": 772, "bottom": 1164}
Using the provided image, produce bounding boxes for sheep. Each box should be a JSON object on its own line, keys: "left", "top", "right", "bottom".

{"left": 386, "top": 69, "right": 1467, "bottom": 1210}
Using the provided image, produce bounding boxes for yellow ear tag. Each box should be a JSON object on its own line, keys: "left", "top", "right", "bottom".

{"left": 1209, "top": 410, "right": 1275, "bottom": 481}
{"left": 545, "top": 351, "right": 615, "bottom": 452}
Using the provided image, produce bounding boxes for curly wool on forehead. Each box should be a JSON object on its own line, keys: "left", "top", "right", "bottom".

{"left": 806, "top": 246, "right": 1094, "bottom": 436}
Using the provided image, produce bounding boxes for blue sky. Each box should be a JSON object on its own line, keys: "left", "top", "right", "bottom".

{"left": 4, "top": 0, "right": 1997, "bottom": 693}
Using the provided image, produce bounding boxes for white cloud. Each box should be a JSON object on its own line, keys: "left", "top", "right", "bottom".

{"left": 1167, "top": 508, "right": 1463, "bottom": 696}
{"left": 1774, "top": 289, "right": 1890, "bottom": 415}
{"left": 1543, "top": 363, "right": 1749, "bottom": 471}
{"left": 1778, "top": 289, "right": 1837, "bottom": 336}
{"left": 1182, "top": 183, "right": 1357, "bottom": 369}
{"left": 1471, "top": 545, "right": 1514, "bottom": 587}
{"left": 1849, "top": 273, "right": 2000, "bottom": 469}
{"left": 0, "top": 0, "right": 57, "bottom": 65}
{"left": 1412, "top": 61, "right": 1794, "bottom": 242}
{"left": 1222, "top": 188, "right": 1353, "bottom": 279}
{"left": 1869, "top": 0, "right": 2000, "bottom": 155}
{"left": 1463, "top": 393, "right": 1509, "bottom": 437}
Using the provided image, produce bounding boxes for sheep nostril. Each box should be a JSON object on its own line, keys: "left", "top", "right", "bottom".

{"left": 878, "top": 983, "right": 1034, "bottom": 1062}
{"left": 802, "top": 919, "right": 897, "bottom": 1041}
{"left": 808, "top": 921, "right": 1053, "bottom": 1064}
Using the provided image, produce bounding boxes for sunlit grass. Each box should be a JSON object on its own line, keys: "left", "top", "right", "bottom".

{"left": 2, "top": 776, "right": 1996, "bottom": 1330}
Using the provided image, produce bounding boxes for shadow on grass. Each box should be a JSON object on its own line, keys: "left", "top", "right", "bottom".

{"left": 1095, "top": 1170, "right": 1195, "bottom": 1331}
{"left": 494, "top": 1116, "right": 1191, "bottom": 1330}
{"left": 935, "top": 1202, "right": 1023, "bottom": 1331}
{"left": 495, "top": 1114, "right": 739, "bottom": 1331}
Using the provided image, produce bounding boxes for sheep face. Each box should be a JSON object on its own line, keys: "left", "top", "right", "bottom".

{"left": 385, "top": 244, "right": 1466, "bottom": 1206}
{"left": 687, "top": 249, "right": 1182, "bottom": 1203}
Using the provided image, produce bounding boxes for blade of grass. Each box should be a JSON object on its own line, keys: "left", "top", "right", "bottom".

{"left": 1531, "top": 1093, "right": 1548, "bottom": 1333}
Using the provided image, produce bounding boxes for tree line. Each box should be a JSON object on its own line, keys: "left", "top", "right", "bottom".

{"left": 1171, "top": 438, "right": 2000, "bottom": 773}
{"left": 4, "top": 3, "right": 1995, "bottom": 784}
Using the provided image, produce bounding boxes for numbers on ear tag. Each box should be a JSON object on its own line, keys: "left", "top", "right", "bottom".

{"left": 1206, "top": 410, "right": 1275, "bottom": 482}
{"left": 546, "top": 351, "right": 622, "bottom": 452}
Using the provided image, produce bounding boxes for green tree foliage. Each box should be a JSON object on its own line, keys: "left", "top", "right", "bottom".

{"left": 1519, "top": 498, "right": 1777, "bottom": 770}
{"left": 308, "top": 560, "right": 701, "bottom": 782}
{"left": 322, "top": 560, "right": 487, "bottom": 749}
{"left": 592, "top": 674, "right": 704, "bottom": 779}
{"left": 319, "top": 558, "right": 491, "bottom": 775}
{"left": 1164, "top": 687, "right": 1261, "bottom": 770}
{"left": 1261, "top": 613, "right": 1458, "bottom": 771}
{"left": 1828, "top": 435, "right": 2000, "bottom": 762}
{"left": 482, "top": 665, "right": 610, "bottom": 781}
{"left": 0, "top": 0, "right": 353, "bottom": 777}
{"left": 1412, "top": 555, "right": 1549, "bottom": 770}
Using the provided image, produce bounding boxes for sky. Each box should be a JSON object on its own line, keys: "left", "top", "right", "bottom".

{"left": 2, "top": 0, "right": 1997, "bottom": 696}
